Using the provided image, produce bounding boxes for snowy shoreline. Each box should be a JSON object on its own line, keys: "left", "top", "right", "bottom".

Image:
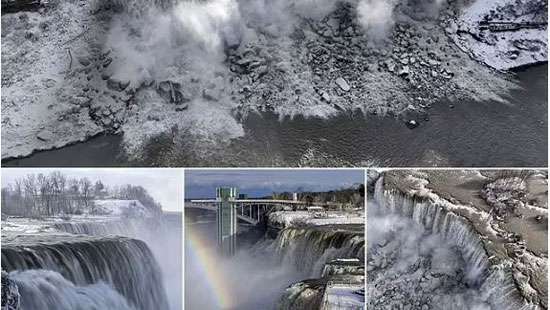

{"left": 1, "top": 0, "right": 546, "bottom": 161}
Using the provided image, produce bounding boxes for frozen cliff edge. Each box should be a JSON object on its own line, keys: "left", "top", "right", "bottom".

{"left": 373, "top": 174, "right": 547, "bottom": 309}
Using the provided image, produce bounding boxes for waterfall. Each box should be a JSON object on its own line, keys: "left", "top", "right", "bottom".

{"left": 51, "top": 218, "right": 156, "bottom": 238}
{"left": 9, "top": 270, "right": 135, "bottom": 310}
{"left": 272, "top": 227, "right": 365, "bottom": 278}
{"left": 1, "top": 236, "right": 169, "bottom": 310}
{"left": 373, "top": 175, "right": 542, "bottom": 310}
{"left": 272, "top": 226, "right": 365, "bottom": 310}
{"left": 52, "top": 215, "right": 182, "bottom": 310}
{"left": 277, "top": 280, "right": 325, "bottom": 310}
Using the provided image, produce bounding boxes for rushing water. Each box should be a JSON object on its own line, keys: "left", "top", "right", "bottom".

{"left": 1, "top": 213, "right": 182, "bottom": 310}
{"left": 367, "top": 199, "right": 492, "bottom": 309}
{"left": 4, "top": 65, "right": 546, "bottom": 167}
{"left": 371, "top": 176, "right": 543, "bottom": 310}
{"left": 9, "top": 270, "right": 135, "bottom": 310}
{"left": 55, "top": 213, "right": 183, "bottom": 310}
{"left": 2, "top": 236, "right": 168, "bottom": 310}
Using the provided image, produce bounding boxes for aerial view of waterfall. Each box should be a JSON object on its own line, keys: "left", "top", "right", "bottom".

{"left": 0, "top": 168, "right": 183, "bottom": 310}
{"left": 185, "top": 169, "right": 365, "bottom": 309}
{"left": 367, "top": 169, "right": 548, "bottom": 310}
{"left": 1, "top": 0, "right": 547, "bottom": 167}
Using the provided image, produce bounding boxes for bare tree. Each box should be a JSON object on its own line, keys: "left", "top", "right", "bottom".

{"left": 50, "top": 171, "right": 67, "bottom": 214}
{"left": 2, "top": 171, "right": 163, "bottom": 217}
{"left": 22, "top": 174, "right": 38, "bottom": 217}
{"left": 67, "top": 178, "right": 81, "bottom": 214}
{"left": 80, "top": 178, "right": 93, "bottom": 213}
{"left": 94, "top": 180, "right": 106, "bottom": 199}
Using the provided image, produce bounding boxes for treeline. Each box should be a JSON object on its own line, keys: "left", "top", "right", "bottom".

{"left": 1, "top": 171, "right": 162, "bottom": 217}
{"left": 271, "top": 183, "right": 365, "bottom": 208}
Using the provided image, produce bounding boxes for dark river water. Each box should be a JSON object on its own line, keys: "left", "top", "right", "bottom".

{"left": 365, "top": 65, "right": 548, "bottom": 167}
{"left": 4, "top": 64, "right": 546, "bottom": 167}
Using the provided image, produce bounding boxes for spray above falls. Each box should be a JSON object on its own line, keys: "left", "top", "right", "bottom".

{"left": 368, "top": 170, "right": 548, "bottom": 310}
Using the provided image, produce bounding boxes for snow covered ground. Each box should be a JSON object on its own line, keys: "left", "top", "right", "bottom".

{"left": 1, "top": 218, "right": 58, "bottom": 234}
{"left": 452, "top": 0, "right": 547, "bottom": 70}
{"left": 268, "top": 210, "right": 364, "bottom": 229}
{"left": 92, "top": 199, "right": 152, "bottom": 217}
{"left": 1, "top": 1, "right": 243, "bottom": 161}
{"left": 377, "top": 170, "right": 548, "bottom": 309}
{"left": 1, "top": 2, "right": 105, "bottom": 159}
{"left": 3, "top": 0, "right": 544, "bottom": 163}
{"left": 1, "top": 199, "right": 152, "bottom": 235}
{"left": 321, "top": 283, "right": 364, "bottom": 310}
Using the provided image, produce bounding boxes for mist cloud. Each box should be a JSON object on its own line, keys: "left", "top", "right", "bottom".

{"left": 357, "top": 0, "right": 397, "bottom": 42}
{"left": 368, "top": 200, "right": 494, "bottom": 309}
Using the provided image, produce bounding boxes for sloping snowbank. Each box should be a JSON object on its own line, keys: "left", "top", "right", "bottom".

{"left": 268, "top": 210, "right": 364, "bottom": 229}
{"left": 452, "top": 0, "right": 547, "bottom": 70}
{"left": 92, "top": 199, "right": 152, "bottom": 217}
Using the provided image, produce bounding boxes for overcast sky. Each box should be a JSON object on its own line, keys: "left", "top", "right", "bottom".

{"left": 2, "top": 168, "right": 182, "bottom": 212}
{"left": 185, "top": 169, "right": 365, "bottom": 199}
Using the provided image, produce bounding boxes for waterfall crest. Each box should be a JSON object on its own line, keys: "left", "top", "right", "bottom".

{"left": 1, "top": 236, "right": 169, "bottom": 310}
{"left": 373, "top": 175, "right": 543, "bottom": 310}
{"left": 51, "top": 218, "right": 156, "bottom": 237}
{"left": 273, "top": 226, "right": 365, "bottom": 277}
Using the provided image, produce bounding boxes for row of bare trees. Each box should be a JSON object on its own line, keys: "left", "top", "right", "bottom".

{"left": 1, "top": 171, "right": 161, "bottom": 217}
{"left": 271, "top": 183, "right": 365, "bottom": 208}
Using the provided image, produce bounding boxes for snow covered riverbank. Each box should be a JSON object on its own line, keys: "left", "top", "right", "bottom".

{"left": 268, "top": 210, "right": 365, "bottom": 229}
{"left": 2, "top": 0, "right": 545, "bottom": 163}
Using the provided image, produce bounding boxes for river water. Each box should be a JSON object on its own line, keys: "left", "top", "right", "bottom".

{"left": 4, "top": 65, "right": 546, "bottom": 167}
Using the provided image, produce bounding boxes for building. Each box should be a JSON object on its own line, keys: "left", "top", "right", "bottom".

{"left": 216, "top": 187, "right": 238, "bottom": 256}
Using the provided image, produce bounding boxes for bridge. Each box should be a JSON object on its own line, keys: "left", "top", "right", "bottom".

{"left": 187, "top": 188, "right": 309, "bottom": 256}
{"left": 189, "top": 199, "right": 308, "bottom": 225}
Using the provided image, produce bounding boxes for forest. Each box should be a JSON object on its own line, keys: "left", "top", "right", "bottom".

{"left": 1, "top": 171, "right": 162, "bottom": 217}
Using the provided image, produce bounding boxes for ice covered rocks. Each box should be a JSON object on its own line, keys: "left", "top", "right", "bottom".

{"left": 107, "top": 78, "right": 130, "bottom": 92}
{"left": 335, "top": 77, "right": 351, "bottom": 91}
{"left": 1, "top": 271, "right": 20, "bottom": 310}
{"left": 157, "top": 81, "right": 189, "bottom": 105}
{"left": 36, "top": 130, "right": 53, "bottom": 141}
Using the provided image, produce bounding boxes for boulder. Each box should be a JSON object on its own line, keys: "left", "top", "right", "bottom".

{"left": 107, "top": 78, "right": 130, "bottom": 92}
{"left": 405, "top": 119, "right": 419, "bottom": 129}
{"left": 203, "top": 88, "right": 220, "bottom": 101}
{"left": 157, "top": 81, "right": 189, "bottom": 105}
{"left": 36, "top": 130, "right": 53, "bottom": 141}
{"left": 77, "top": 56, "right": 91, "bottom": 67}
{"left": 398, "top": 66, "right": 410, "bottom": 77}
{"left": 1, "top": 271, "right": 20, "bottom": 310}
{"left": 320, "top": 91, "right": 331, "bottom": 103}
{"left": 335, "top": 77, "right": 351, "bottom": 91}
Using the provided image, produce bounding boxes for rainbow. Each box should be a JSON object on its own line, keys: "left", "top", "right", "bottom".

{"left": 185, "top": 224, "right": 234, "bottom": 309}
